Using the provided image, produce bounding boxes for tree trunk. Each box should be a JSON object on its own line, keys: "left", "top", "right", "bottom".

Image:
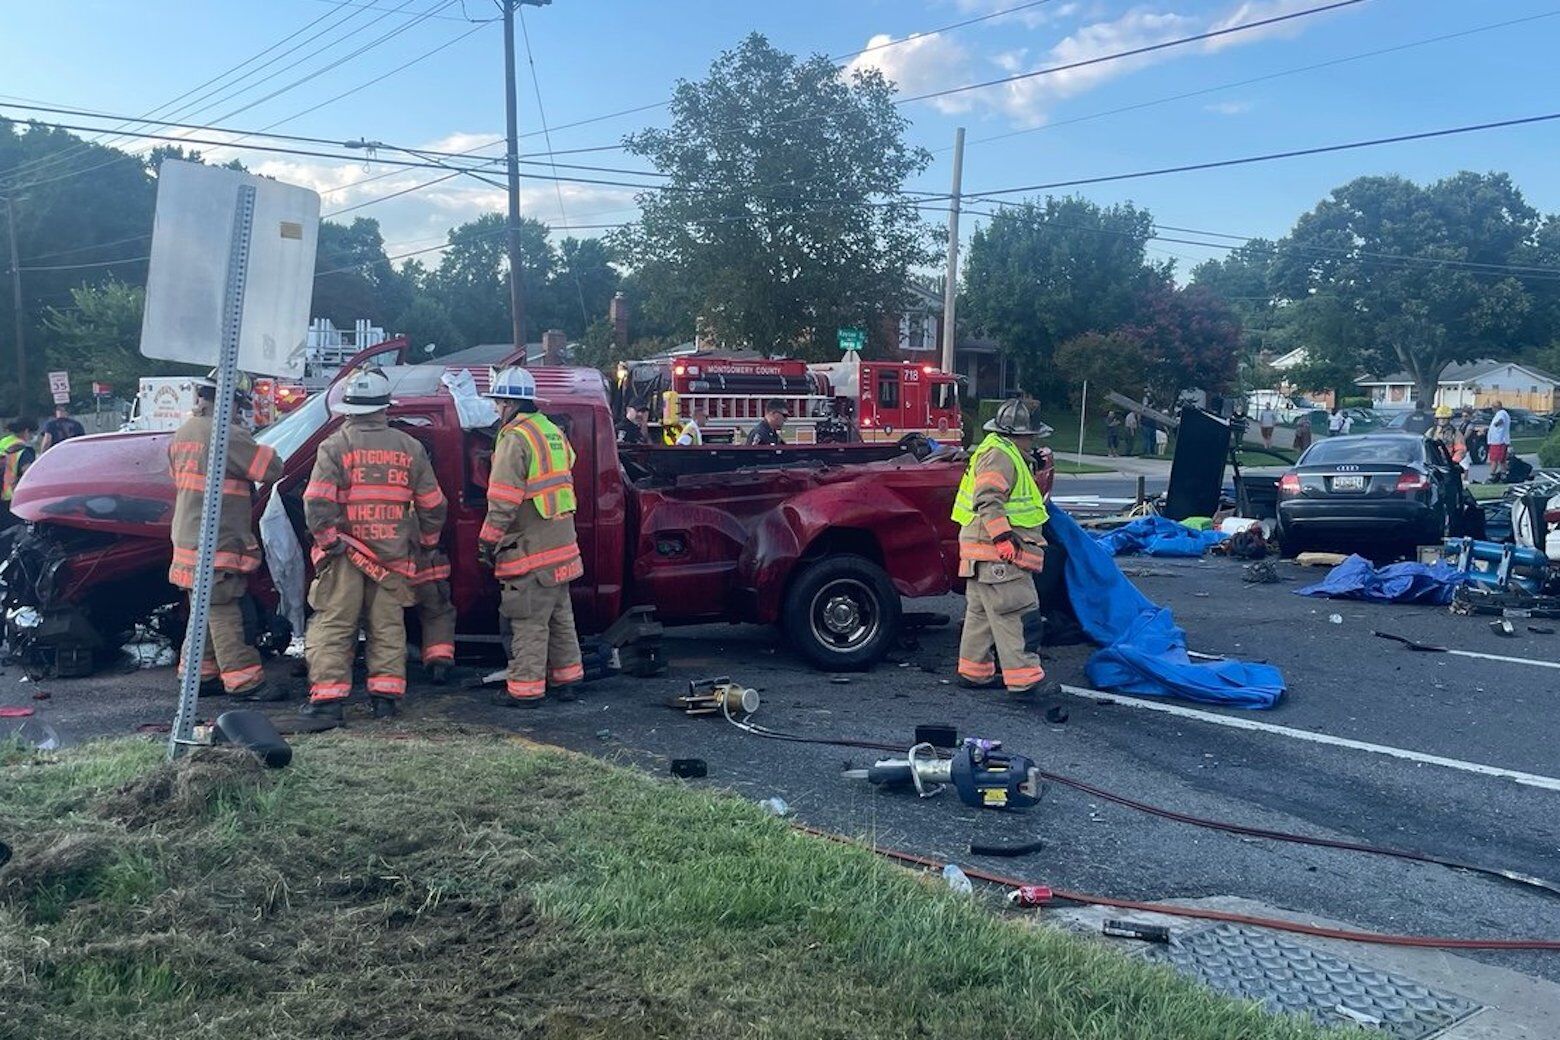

{"left": 1397, "top": 345, "right": 1444, "bottom": 410}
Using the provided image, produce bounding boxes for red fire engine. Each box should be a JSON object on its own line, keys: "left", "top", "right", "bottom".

{"left": 619, "top": 354, "right": 962, "bottom": 446}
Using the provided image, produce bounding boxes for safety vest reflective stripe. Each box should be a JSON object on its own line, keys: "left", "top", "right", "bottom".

{"left": 343, "top": 484, "right": 412, "bottom": 503}
{"left": 245, "top": 445, "right": 277, "bottom": 481}
{"left": 494, "top": 542, "right": 581, "bottom": 579}
{"left": 411, "top": 562, "right": 451, "bottom": 585}
{"left": 174, "top": 472, "right": 251, "bottom": 496}
{"left": 172, "top": 545, "right": 262, "bottom": 572}
{"left": 487, "top": 481, "right": 528, "bottom": 505}
{"left": 505, "top": 414, "right": 576, "bottom": 518}
{"left": 951, "top": 434, "right": 1048, "bottom": 528}
{"left": 1, "top": 444, "right": 25, "bottom": 500}
{"left": 303, "top": 481, "right": 338, "bottom": 502}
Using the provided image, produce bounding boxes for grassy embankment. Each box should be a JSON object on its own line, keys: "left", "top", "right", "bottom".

{"left": 0, "top": 732, "right": 1344, "bottom": 1040}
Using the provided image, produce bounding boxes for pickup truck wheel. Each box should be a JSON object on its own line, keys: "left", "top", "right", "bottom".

{"left": 782, "top": 555, "right": 902, "bottom": 672}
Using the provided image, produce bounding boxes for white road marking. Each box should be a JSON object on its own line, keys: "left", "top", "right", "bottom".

{"left": 1441, "top": 648, "right": 1560, "bottom": 670}
{"left": 1060, "top": 683, "right": 1560, "bottom": 793}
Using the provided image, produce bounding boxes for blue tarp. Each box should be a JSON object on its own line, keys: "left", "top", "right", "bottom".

{"left": 1047, "top": 508, "right": 1286, "bottom": 709}
{"left": 1093, "top": 515, "right": 1228, "bottom": 558}
{"left": 1294, "top": 554, "right": 1470, "bottom": 606}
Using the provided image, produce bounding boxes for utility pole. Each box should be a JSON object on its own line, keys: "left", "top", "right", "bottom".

{"left": 939, "top": 127, "right": 964, "bottom": 377}
{"left": 500, "top": 0, "right": 551, "bottom": 363}
{"left": 3, "top": 195, "right": 28, "bottom": 416}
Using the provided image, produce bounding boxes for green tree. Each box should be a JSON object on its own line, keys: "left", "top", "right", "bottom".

{"left": 961, "top": 196, "right": 1167, "bottom": 401}
{"left": 313, "top": 217, "right": 403, "bottom": 327}
{"left": 1271, "top": 172, "right": 1542, "bottom": 405}
{"left": 427, "top": 212, "right": 554, "bottom": 347}
{"left": 1122, "top": 285, "right": 1244, "bottom": 407}
{"left": 393, "top": 294, "right": 467, "bottom": 357}
{"left": 543, "top": 236, "right": 620, "bottom": 337}
{"left": 42, "top": 280, "right": 200, "bottom": 395}
{"left": 616, "top": 33, "right": 935, "bottom": 359}
{"left": 1053, "top": 332, "right": 1147, "bottom": 410}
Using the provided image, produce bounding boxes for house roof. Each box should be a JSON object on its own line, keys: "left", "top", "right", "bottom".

{"left": 1356, "top": 359, "right": 1560, "bottom": 388}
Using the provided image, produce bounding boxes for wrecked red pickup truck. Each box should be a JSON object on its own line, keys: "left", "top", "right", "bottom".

{"left": 3, "top": 343, "right": 1052, "bottom": 677}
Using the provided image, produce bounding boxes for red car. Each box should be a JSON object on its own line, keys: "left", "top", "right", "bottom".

{"left": 3, "top": 340, "right": 1051, "bottom": 676}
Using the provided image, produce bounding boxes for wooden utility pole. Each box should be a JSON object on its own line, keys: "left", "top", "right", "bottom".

{"left": 500, "top": 0, "right": 554, "bottom": 363}
{"left": 3, "top": 195, "right": 28, "bottom": 415}
{"left": 939, "top": 127, "right": 964, "bottom": 376}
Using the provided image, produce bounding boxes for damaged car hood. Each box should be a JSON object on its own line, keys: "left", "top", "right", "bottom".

{"left": 10, "top": 430, "right": 178, "bottom": 536}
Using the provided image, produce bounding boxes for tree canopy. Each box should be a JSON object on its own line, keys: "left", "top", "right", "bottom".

{"left": 615, "top": 33, "right": 936, "bottom": 358}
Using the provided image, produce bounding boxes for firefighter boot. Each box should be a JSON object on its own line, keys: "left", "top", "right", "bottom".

{"left": 297, "top": 699, "right": 344, "bottom": 722}
{"left": 491, "top": 687, "right": 543, "bottom": 708}
{"left": 240, "top": 680, "right": 289, "bottom": 703}
{"left": 426, "top": 660, "right": 452, "bottom": 685}
{"left": 371, "top": 694, "right": 399, "bottom": 719}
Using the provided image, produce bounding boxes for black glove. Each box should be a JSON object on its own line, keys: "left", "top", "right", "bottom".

{"left": 477, "top": 543, "right": 496, "bottom": 568}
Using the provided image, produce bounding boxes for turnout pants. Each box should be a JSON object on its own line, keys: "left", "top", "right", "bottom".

{"left": 179, "top": 570, "right": 264, "bottom": 694}
{"left": 305, "top": 557, "right": 408, "bottom": 702}
{"left": 414, "top": 578, "right": 457, "bottom": 665}
{"left": 958, "top": 567, "right": 1045, "bottom": 692}
{"left": 499, "top": 575, "right": 582, "bottom": 701}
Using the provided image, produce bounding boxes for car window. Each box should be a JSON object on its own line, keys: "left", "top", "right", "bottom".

{"left": 1300, "top": 438, "right": 1424, "bottom": 466}
{"left": 877, "top": 373, "right": 899, "bottom": 408}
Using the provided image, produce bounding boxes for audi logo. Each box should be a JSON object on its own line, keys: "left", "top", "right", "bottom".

{"left": 1334, "top": 464, "right": 1360, "bottom": 471}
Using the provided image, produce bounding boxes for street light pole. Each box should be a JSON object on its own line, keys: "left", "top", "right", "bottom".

{"left": 3, "top": 195, "right": 29, "bottom": 416}
{"left": 939, "top": 127, "right": 964, "bottom": 378}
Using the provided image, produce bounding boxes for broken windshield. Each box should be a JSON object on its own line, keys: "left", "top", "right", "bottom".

{"left": 255, "top": 392, "right": 331, "bottom": 463}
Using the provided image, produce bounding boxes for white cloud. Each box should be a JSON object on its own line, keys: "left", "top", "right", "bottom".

{"left": 865, "top": 0, "right": 1359, "bottom": 127}
{"left": 1204, "top": 99, "right": 1253, "bottom": 115}
{"left": 845, "top": 32, "right": 976, "bottom": 114}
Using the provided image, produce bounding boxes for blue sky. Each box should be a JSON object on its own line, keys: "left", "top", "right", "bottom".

{"left": 5, "top": 0, "right": 1560, "bottom": 278}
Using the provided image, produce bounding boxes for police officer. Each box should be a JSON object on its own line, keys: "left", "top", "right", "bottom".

{"left": 951, "top": 398, "right": 1057, "bottom": 696}
{"left": 480, "top": 366, "right": 584, "bottom": 707}
{"left": 167, "top": 377, "right": 283, "bottom": 699}
{"left": 300, "top": 369, "right": 446, "bottom": 720}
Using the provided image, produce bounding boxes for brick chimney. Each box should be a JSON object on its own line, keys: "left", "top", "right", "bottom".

{"left": 542, "top": 328, "right": 567, "bottom": 365}
{"left": 609, "top": 291, "right": 629, "bottom": 352}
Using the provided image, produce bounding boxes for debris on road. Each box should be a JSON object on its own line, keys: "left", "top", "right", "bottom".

{"left": 1093, "top": 516, "right": 1227, "bottom": 558}
{"left": 1294, "top": 552, "right": 1349, "bottom": 567}
{"left": 669, "top": 758, "right": 707, "bottom": 779}
{"left": 1103, "top": 920, "right": 1172, "bottom": 944}
{"left": 1007, "top": 884, "right": 1054, "bottom": 907}
{"left": 1296, "top": 554, "right": 1469, "bottom": 606}
{"left": 759, "top": 796, "right": 791, "bottom": 817}
{"left": 667, "top": 676, "right": 759, "bottom": 717}
{"left": 1491, "top": 619, "right": 1517, "bottom": 637}
{"left": 941, "top": 863, "right": 973, "bottom": 894}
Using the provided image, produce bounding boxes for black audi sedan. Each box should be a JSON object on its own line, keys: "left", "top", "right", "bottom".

{"left": 1275, "top": 434, "right": 1480, "bottom": 556}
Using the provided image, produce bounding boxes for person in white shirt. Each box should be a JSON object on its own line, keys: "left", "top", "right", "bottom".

{"left": 1328, "top": 408, "right": 1346, "bottom": 435}
{"left": 1258, "top": 405, "right": 1278, "bottom": 448}
{"left": 1487, "top": 401, "right": 1512, "bottom": 481}
{"left": 675, "top": 406, "right": 708, "bottom": 446}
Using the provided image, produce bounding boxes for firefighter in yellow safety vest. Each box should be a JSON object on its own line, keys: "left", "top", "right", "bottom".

{"left": 952, "top": 398, "right": 1059, "bottom": 696}
{"left": 480, "top": 366, "right": 585, "bottom": 707}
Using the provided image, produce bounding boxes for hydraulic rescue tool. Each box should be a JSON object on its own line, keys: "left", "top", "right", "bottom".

{"left": 668, "top": 675, "right": 760, "bottom": 717}
{"left": 844, "top": 738, "right": 1044, "bottom": 810}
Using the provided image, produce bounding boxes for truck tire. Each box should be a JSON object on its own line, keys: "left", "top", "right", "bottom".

{"left": 781, "top": 554, "right": 902, "bottom": 672}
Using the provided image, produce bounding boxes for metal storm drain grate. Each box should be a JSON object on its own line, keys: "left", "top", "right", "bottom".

{"left": 1141, "top": 923, "right": 1481, "bottom": 1037}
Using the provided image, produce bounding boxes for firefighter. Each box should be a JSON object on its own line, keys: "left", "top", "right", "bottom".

{"left": 951, "top": 398, "right": 1058, "bottom": 697}
{"left": 480, "top": 366, "right": 584, "bottom": 707}
{"left": 300, "top": 369, "right": 446, "bottom": 720}
{"left": 167, "top": 378, "right": 283, "bottom": 700}
{"left": 1, "top": 418, "right": 38, "bottom": 531}
{"left": 411, "top": 545, "right": 456, "bottom": 683}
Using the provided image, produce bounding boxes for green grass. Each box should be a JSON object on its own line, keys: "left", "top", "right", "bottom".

{"left": 1470, "top": 483, "right": 1509, "bottom": 500}
{"left": 0, "top": 733, "right": 1345, "bottom": 1040}
{"left": 1511, "top": 435, "right": 1546, "bottom": 454}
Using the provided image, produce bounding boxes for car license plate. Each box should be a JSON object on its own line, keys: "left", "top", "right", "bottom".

{"left": 1333, "top": 475, "right": 1365, "bottom": 491}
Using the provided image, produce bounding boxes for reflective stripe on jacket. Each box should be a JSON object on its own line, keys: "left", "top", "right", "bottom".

{"left": 1, "top": 441, "right": 33, "bottom": 502}
{"left": 480, "top": 410, "right": 582, "bottom": 586}
{"left": 166, "top": 414, "right": 283, "bottom": 589}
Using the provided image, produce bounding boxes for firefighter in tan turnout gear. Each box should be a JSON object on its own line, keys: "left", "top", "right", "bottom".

{"left": 480, "top": 366, "right": 584, "bottom": 707}
{"left": 300, "top": 369, "right": 447, "bottom": 720}
{"left": 167, "top": 375, "right": 283, "bottom": 700}
{"left": 952, "top": 398, "right": 1058, "bottom": 697}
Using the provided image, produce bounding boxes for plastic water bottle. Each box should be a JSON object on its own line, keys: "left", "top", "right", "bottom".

{"left": 942, "top": 863, "right": 973, "bottom": 894}
{"left": 760, "top": 796, "right": 791, "bottom": 817}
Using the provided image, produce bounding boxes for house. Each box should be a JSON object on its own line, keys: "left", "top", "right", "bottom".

{"left": 1356, "top": 360, "right": 1560, "bottom": 411}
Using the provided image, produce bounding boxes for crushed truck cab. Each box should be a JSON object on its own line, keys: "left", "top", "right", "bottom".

{"left": 4, "top": 353, "right": 1043, "bottom": 674}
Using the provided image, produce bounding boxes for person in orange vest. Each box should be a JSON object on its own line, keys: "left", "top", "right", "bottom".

{"left": 300, "top": 369, "right": 447, "bottom": 721}
{"left": 167, "top": 379, "right": 283, "bottom": 699}
{"left": 480, "top": 366, "right": 584, "bottom": 707}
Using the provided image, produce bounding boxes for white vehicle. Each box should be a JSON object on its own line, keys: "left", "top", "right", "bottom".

{"left": 124, "top": 376, "right": 199, "bottom": 432}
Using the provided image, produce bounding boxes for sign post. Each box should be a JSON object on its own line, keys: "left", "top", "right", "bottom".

{"left": 140, "top": 161, "right": 318, "bottom": 759}
{"left": 47, "top": 370, "right": 70, "bottom": 406}
{"left": 837, "top": 327, "right": 866, "bottom": 354}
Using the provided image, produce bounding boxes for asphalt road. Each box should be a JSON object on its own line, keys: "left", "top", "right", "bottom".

{"left": 7, "top": 548, "right": 1558, "bottom": 989}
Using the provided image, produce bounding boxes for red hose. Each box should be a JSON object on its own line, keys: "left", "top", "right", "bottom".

{"left": 798, "top": 824, "right": 1560, "bottom": 951}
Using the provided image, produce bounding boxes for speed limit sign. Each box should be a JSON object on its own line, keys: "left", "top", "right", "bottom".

{"left": 48, "top": 370, "right": 70, "bottom": 405}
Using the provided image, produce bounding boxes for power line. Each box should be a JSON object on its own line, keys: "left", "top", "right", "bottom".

{"left": 949, "top": 9, "right": 1560, "bottom": 151}
{"left": 961, "top": 110, "right": 1560, "bottom": 200}
{"left": 899, "top": 0, "right": 1369, "bottom": 105}
{"left": 509, "top": 0, "right": 1068, "bottom": 142}
{"left": 300, "top": 0, "right": 495, "bottom": 20}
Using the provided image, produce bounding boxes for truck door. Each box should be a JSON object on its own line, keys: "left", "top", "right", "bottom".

{"left": 901, "top": 366, "right": 925, "bottom": 433}
{"left": 874, "top": 368, "right": 900, "bottom": 438}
